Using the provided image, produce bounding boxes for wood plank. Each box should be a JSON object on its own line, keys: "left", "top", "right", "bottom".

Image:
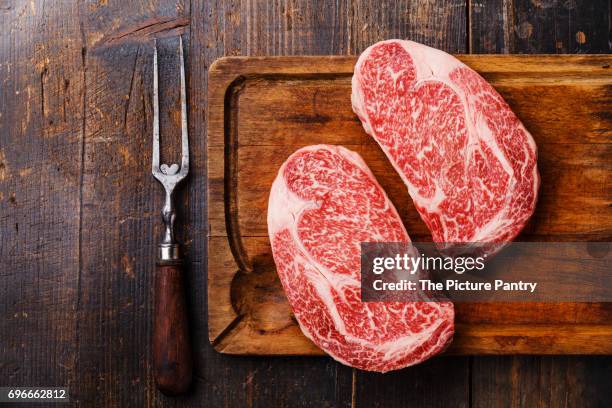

{"left": 469, "top": 0, "right": 514, "bottom": 53}
{"left": 513, "top": 0, "right": 610, "bottom": 53}
{"left": 355, "top": 357, "right": 470, "bottom": 408}
{"left": 470, "top": 0, "right": 611, "bottom": 54}
{"left": 240, "top": 0, "right": 351, "bottom": 55}
{"left": 472, "top": 356, "right": 612, "bottom": 407}
{"left": 0, "top": 0, "right": 83, "bottom": 394}
{"left": 349, "top": 0, "right": 467, "bottom": 53}
{"left": 75, "top": 2, "right": 188, "bottom": 406}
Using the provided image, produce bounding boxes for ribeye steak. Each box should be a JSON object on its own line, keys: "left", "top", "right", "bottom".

{"left": 267, "top": 145, "right": 454, "bottom": 372}
{"left": 352, "top": 40, "right": 539, "bottom": 251}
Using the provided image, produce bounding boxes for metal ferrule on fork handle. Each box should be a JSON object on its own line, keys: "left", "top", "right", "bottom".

{"left": 159, "top": 188, "right": 180, "bottom": 261}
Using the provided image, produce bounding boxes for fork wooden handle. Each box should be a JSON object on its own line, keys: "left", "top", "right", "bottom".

{"left": 153, "top": 260, "right": 192, "bottom": 395}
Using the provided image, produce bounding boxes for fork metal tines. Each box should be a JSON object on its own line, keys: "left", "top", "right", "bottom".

{"left": 151, "top": 36, "right": 189, "bottom": 261}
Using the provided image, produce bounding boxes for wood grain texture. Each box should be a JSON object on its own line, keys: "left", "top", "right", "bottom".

{"left": 74, "top": 2, "right": 190, "bottom": 406}
{"left": 0, "top": 0, "right": 84, "bottom": 394}
{"left": 469, "top": 0, "right": 611, "bottom": 54}
{"left": 0, "top": 0, "right": 610, "bottom": 407}
{"left": 471, "top": 356, "right": 612, "bottom": 408}
{"left": 513, "top": 0, "right": 610, "bottom": 54}
{"left": 349, "top": 0, "right": 467, "bottom": 53}
{"left": 355, "top": 357, "right": 470, "bottom": 408}
{"left": 154, "top": 262, "right": 192, "bottom": 395}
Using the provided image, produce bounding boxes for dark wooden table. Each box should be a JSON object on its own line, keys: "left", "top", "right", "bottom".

{"left": 1, "top": 1, "right": 610, "bottom": 406}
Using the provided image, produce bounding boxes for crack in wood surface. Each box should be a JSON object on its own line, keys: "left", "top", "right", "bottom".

{"left": 100, "top": 16, "right": 190, "bottom": 46}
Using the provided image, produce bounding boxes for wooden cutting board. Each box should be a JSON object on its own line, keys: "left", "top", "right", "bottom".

{"left": 207, "top": 55, "right": 612, "bottom": 355}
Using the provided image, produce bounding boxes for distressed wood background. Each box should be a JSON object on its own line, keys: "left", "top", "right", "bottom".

{"left": 0, "top": 0, "right": 610, "bottom": 406}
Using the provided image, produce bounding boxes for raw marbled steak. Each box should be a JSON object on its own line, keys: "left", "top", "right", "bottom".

{"left": 352, "top": 40, "right": 539, "bottom": 253}
{"left": 267, "top": 145, "right": 454, "bottom": 372}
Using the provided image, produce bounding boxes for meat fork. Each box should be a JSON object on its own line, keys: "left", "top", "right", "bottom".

{"left": 151, "top": 37, "right": 192, "bottom": 395}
